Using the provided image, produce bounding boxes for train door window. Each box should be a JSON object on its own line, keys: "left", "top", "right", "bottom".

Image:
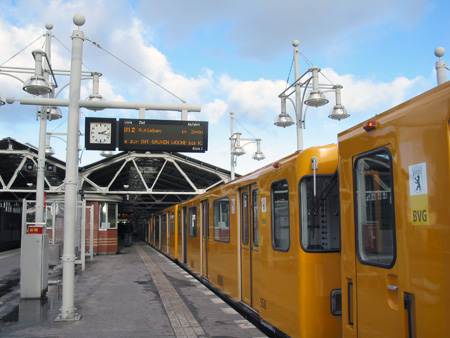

{"left": 214, "top": 197, "right": 230, "bottom": 242}
{"left": 252, "top": 189, "right": 259, "bottom": 247}
{"left": 241, "top": 192, "right": 249, "bottom": 245}
{"left": 299, "top": 173, "right": 340, "bottom": 252}
{"left": 271, "top": 179, "right": 290, "bottom": 251}
{"left": 178, "top": 209, "right": 182, "bottom": 234}
{"left": 354, "top": 148, "right": 396, "bottom": 267}
{"left": 162, "top": 214, "right": 167, "bottom": 233}
{"left": 189, "top": 207, "right": 197, "bottom": 237}
{"left": 171, "top": 212, "right": 175, "bottom": 234}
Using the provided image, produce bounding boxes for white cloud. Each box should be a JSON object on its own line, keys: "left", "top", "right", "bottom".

{"left": 317, "top": 67, "right": 429, "bottom": 115}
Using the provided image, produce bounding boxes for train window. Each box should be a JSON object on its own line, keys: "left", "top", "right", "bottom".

{"left": 162, "top": 214, "right": 167, "bottom": 233}
{"left": 171, "top": 213, "right": 175, "bottom": 234}
{"left": 189, "top": 207, "right": 197, "bottom": 237}
{"left": 299, "top": 173, "right": 340, "bottom": 252}
{"left": 271, "top": 179, "right": 290, "bottom": 251}
{"left": 354, "top": 149, "right": 396, "bottom": 267}
{"left": 213, "top": 197, "right": 230, "bottom": 242}
{"left": 241, "top": 192, "right": 249, "bottom": 245}
{"left": 252, "top": 189, "right": 259, "bottom": 247}
{"left": 178, "top": 210, "right": 182, "bottom": 234}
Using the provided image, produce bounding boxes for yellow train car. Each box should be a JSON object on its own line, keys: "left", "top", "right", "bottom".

{"left": 338, "top": 81, "right": 450, "bottom": 337}
{"left": 149, "top": 143, "right": 342, "bottom": 337}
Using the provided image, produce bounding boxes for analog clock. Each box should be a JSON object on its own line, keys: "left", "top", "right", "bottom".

{"left": 90, "top": 122, "right": 112, "bottom": 144}
{"left": 85, "top": 118, "right": 117, "bottom": 150}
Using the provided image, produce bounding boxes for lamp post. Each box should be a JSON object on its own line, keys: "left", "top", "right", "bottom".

{"left": 229, "top": 111, "right": 265, "bottom": 180}
{"left": 435, "top": 47, "right": 448, "bottom": 85}
{"left": 0, "top": 23, "right": 63, "bottom": 299}
{"left": 274, "top": 40, "right": 349, "bottom": 151}
{"left": 6, "top": 13, "right": 201, "bottom": 320}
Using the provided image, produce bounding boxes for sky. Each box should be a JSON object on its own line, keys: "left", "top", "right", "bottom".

{"left": 0, "top": 0, "right": 449, "bottom": 176}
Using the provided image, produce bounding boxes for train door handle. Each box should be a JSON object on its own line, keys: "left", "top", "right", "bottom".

{"left": 388, "top": 285, "right": 398, "bottom": 291}
{"left": 347, "top": 279, "right": 353, "bottom": 326}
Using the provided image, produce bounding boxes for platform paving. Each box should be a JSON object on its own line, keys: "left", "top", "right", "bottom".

{"left": 0, "top": 242, "right": 268, "bottom": 338}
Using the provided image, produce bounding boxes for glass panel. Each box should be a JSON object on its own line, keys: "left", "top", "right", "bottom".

{"left": 252, "top": 189, "right": 259, "bottom": 247}
{"left": 178, "top": 210, "right": 181, "bottom": 234}
{"left": 108, "top": 204, "right": 117, "bottom": 228}
{"left": 99, "top": 202, "right": 107, "bottom": 229}
{"left": 241, "top": 192, "right": 249, "bottom": 245}
{"left": 354, "top": 150, "right": 396, "bottom": 267}
{"left": 171, "top": 213, "right": 175, "bottom": 234}
{"left": 300, "top": 175, "right": 340, "bottom": 252}
{"left": 214, "top": 197, "right": 230, "bottom": 242}
{"left": 271, "top": 180, "right": 290, "bottom": 251}
{"left": 202, "top": 201, "right": 209, "bottom": 239}
{"left": 162, "top": 214, "right": 167, "bottom": 233}
{"left": 189, "top": 207, "right": 197, "bottom": 237}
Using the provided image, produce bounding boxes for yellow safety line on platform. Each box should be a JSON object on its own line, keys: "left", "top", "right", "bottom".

{"left": 135, "top": 243, "right": 206, "bottom": 338}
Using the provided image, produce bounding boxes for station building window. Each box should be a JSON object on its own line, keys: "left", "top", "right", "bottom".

{"left": 213, "top": 197, "right": 230, "bottom": 242}
{"left": 271, "top": 179, "right": 290, "bottom": 251}
{"left": 299, "top": 174, "right": 340, "bottom": 252}
{"left": 354, "top": 148, "right": 396, "bottom": 267}
{"left": 99, "top": 202, "right": 117, "bottom": 229}
{"left": 189, "top": 206, "right": 197, "bottom": 237}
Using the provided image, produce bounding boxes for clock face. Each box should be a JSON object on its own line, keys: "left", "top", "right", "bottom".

{"left": 90, "top": 122, "right": 112, "bottom": 144}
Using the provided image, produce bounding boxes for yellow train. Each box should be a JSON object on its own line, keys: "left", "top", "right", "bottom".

{"left": 141, "top": 81, "right": 450, "bottom": 337}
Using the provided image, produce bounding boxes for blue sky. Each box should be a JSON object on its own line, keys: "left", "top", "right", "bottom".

{"left": 0, "top": 0, "right": 449, "bottom": 175}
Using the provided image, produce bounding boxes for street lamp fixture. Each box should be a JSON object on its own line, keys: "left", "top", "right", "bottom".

{"left": 252, "top": 139, "right": 265, "bottom": 160}
{"left": 328, "top": 85, "right": 349, "bottom": 120}
{"left": 45, "top": 144, "right": 55, "bottom": 156}
{"left": 100, "top": 150, "right": 114, "bottom": 158}
{"left": 22, "top": 50, "right": 53, "bottom": 95}
{"left": 86, "top": 71, "right": 105, "bottom": 110}
{"left": 230, "top": 132, "right": 246, "bottom": 156}
{"left": 229, "top": 111, "right": 265, "bottom": 180}
{"left": 275, "top": 40, "right": 349, "bottom": 151}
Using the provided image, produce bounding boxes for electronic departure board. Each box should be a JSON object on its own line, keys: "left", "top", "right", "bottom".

{"left": 118, "top": 119, "right": 208, "bottom": 152}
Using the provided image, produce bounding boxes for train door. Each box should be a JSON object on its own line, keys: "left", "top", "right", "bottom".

{"left": 166, "top": 212, "right": 171, "bottom": 254}
{"left": 351, "top": 148, "right": 400, "bottom": 337}
{"left": 182, "top": 206, "right": 187, "bottom": 264}
{"left": 239, "top": 184, "right": 259, "bottom": 308}
{"left": 201, "top": 200, "right": 209, "bottom": 279}
{"left": 154, "top": 215, "right": 160, "bottom": 249}
{"left": 177, "top": 207, "right": 182, "bottom": 261}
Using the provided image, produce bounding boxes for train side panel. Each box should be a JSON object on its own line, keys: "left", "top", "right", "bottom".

{"left": 184, "top": 198, "right": 202, "bottom": 275}
{"left": 205, "top": 187, "right": 240, "bottom": 300}
{"left": 339, "top": 82, "right": 450, "bottom": 337}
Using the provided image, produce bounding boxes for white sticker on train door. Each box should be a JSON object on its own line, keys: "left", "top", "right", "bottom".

{"left": 409, "top": 162, "right": 429, "bottom": 225}
{"left": 261, "top": 197, "right": 267, "bottom": 227}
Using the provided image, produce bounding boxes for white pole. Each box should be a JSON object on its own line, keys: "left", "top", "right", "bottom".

{"left": 435, "top": 47, "right": 447, "bottom": 85}
{"left": 293, "top": 40, "right": 303, "bottom": 152}
{"left": 36, "top": 24, "right": 54, "bottom": 223}
{"left": 230, "top": 111, "right": 235, "bottom": 180}
{"left": 58, "top": 14, "right": 85, "bottom": 321}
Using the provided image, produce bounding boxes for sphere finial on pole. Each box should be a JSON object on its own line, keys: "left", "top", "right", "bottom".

{"left": 435, "top": 47, "right": 445, "bottom": 58}
{"left": 73, "top": 13, "right": 85, "bottom": 27}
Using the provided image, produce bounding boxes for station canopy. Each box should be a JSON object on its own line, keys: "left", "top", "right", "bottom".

{"left": 0, "top": 137, "right": 232, "bottom": 217}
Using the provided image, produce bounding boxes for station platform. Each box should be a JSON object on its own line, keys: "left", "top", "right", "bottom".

{"left": 0, "top": 240, "right": 268, "bottom": 338}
